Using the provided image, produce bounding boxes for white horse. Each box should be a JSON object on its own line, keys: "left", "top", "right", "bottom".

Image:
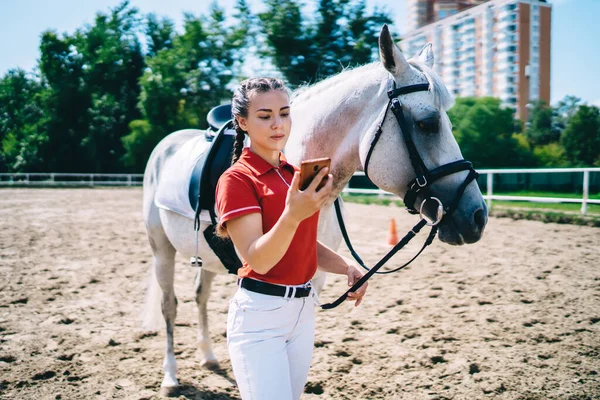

{"left": 141, "top": 25, "right": 487, "bottom": 394}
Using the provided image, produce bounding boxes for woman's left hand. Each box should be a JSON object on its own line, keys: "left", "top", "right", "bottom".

{"left": 345, "top": 265, "right": 368, "bottom": 306}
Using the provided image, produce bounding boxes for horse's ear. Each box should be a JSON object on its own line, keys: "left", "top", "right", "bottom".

{"left": 378, "top": 24, "right": 411, "bottom": 77}
{"left": 415, "top": 43, "right": 434, "bottom": 68}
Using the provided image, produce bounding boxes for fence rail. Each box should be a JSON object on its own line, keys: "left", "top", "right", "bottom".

{"left": 1, "top": 168, "right": 599, "bottom": 215}
{"left": 351, "top": 168, "right": 600, "bottom": 215}
{"left": 0, "top": 173, "right": 143, "bottom": 187}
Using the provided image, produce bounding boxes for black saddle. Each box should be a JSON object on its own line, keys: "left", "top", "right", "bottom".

{"left": 207, "top": 104, "right": 233, "bottom": 133}
{"left": 189, "top": 119, "right": 236, "bottom": 214}
{"left": 190, "top": 103, "right": 242, "bottom": 275}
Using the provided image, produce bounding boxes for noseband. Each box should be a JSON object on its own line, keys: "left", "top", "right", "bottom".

{"left": 323, "top": 81, "right": 479, "bottom": 310}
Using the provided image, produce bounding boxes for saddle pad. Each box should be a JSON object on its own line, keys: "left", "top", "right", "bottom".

{"left": 155, "top": 134, "right": 213, "bottom": 221}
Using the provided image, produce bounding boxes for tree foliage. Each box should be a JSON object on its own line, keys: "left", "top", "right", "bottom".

{"left": 561, "top": 105, "right": 600, "bottom": 166}
{"left": 258, "top": 0, "right": 392, "bottom": 86}
{"left": 448, "top": 97, "right": 534, "bottom": 168}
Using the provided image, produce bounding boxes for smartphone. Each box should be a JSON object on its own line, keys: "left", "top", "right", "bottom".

{"left": 299, "top": 157, "right": 331, "bottom": 191}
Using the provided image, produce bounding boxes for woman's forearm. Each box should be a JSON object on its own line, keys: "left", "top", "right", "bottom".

{"left": 244, "top": 210, "right": 301, "bottom": 275}
{"left": 316, "top": 241, "right": 350, "bottom": 275}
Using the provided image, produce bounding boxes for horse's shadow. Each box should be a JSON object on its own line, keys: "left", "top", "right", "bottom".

{"left": 164, "top": 368, "right": 239, "bottom": 399}
{"left": 169, "top": 385, "right": 239, "bottom": 400}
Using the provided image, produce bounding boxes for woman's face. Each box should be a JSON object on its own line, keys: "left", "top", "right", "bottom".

{"left": 236, "top": 90, "right": 291, "bottom": 154}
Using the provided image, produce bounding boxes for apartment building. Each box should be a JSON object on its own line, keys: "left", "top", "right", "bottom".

{"left": 402, "top": 0, "right": 551, "bottom": 119}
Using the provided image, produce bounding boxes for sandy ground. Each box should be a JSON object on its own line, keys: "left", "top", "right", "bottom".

{"left": 0, "top": 188, "right": 599, "bottom": 400}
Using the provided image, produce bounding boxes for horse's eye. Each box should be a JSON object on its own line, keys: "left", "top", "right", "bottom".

{"left": 416, "top": 117, "right": 439, "bottom": 133}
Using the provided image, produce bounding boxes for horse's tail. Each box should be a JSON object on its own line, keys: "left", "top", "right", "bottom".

{"left": 141, "top": 262, "right": 165, "bottom": 331}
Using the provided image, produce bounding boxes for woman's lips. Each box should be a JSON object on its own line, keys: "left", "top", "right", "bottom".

{"left": 270, "top": 134, "right": 285, "bottom": 140}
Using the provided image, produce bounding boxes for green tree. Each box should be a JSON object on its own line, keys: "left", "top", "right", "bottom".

{"left": 448, "top": 97, "right": 534, "bottom": 168}
{"left": 533, "top": 142, "right": 568, "bottom": 167}
{"left": 0, "top": 69, "right": 49, "bottom": 172}
{"left": 146, "top": 13, "right": 175, "bottom": 57}
{"left": 258, "top": 0, "right": 392, "bottom": 86}
{"left": 39, "top": 30, "right": 90, "bottom": 172}
{"left": 38, "top": 1, "right": 144, "bottom": 172}
{"left": 122, "top": 1, "right": 250, "bottom": 171}
{"left": 561, "top": 105, "right": 600, "bottom": 166}
{"left": 554, "top": 95, "right": 581, "bottom": 131}
{"left": 525, "top": 100, "right": 560, "bottom": 147}
{"left": 77, "top": 1, "right": 145, "bottom": 172}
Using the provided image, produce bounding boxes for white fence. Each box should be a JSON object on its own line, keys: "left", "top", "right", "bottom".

{"left": 0, "top": 173, "right": 143, "bottom": 187}
{"left": 349, "top": 168, "right": 600, "bottom": 215}
{"left": 1, "top": 168, "right": 599, "bottom": 215}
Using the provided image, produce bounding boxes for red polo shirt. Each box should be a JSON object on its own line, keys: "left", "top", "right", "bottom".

{"left": 215, "top": 148, "right": 320, "bottom": 285}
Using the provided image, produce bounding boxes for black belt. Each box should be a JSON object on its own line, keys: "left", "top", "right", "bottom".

{"left": 238, "top": 278, "right": 311, "bottom": 298}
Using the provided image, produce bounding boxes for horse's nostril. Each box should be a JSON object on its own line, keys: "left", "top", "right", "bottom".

{"left": 474, "top": 208, "right": 487, "bottom": 230}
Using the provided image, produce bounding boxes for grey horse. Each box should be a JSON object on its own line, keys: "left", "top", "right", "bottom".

{"left": 141, "top": 25, "right": 487, "bottom": 394}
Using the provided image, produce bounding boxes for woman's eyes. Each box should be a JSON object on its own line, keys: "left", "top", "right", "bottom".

{"left": 258, "top": 113, "right": 290, "bottom": 120}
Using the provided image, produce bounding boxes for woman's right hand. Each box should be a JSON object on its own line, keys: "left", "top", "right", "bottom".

{"left": 284, "top": 167, "right": 333, "bottom": 224}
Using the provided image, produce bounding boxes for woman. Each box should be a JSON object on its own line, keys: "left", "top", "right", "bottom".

{"left": 215, "top": 77, "right": 368, "bottom": 400}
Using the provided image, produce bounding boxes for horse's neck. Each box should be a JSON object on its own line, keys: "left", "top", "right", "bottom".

{"left": 286, "top": 65, "right": 389, "bottom": 197}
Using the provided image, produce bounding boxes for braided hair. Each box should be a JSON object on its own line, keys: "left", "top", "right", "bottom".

{"left": 230, "top": 77, "right": 288, "bottom": 165}
{"left": 216, "top": 77, "right": 288, "bottom": 239}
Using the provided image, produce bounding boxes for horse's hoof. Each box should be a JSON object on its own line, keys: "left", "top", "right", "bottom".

{"left": 201, "top": 359, "right": 220, "bottom": 370}
{"left": 159, "top": 385, "right": 180, "bottom": 397}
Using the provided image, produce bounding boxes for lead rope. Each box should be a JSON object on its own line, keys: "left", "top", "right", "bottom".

{"left": 321, "top": 218, "right": 430, "bottom": 310}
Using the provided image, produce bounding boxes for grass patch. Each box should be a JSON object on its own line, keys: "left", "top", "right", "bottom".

{"left": 492, "top": 201, "right": 600, "bottom": 215}
{"left": 492, "top": 190, "right": 600, "bottom": 200}
{"left": 340, "top": 193, "right": 404, "bottom": 207}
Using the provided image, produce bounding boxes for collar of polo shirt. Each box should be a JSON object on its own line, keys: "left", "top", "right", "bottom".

{"left": 238, "top": 148, "right": 296, "bottom": 176}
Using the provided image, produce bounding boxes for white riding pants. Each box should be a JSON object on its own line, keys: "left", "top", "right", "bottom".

{"left": 227, "top": 286, "right": 317, "bottom": 400}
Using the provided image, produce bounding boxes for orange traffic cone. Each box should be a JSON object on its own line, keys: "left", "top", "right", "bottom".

{"left": 388, "top": 217, "right": 399, "bottom": 246}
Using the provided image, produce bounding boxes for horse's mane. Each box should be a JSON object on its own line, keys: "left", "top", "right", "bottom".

{"left": 290, "top": 58, "right": 455, "bottom": 112}
{"left": 290, "top": 63, "right": 382, "bottom": 103}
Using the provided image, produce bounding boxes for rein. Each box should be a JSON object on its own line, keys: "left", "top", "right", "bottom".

{"left": 321, "top": 81, "right": 479, "bottom": 310}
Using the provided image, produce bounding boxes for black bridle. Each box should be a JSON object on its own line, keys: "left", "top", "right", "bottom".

{"left": 322, "top": 81, "right": 479, "bottom": 310}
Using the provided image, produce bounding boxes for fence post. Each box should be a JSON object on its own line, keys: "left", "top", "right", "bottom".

{"left": 127, "top": 175, "right": 132, "bottom": 186}
{"left": 90, "top": 174, "right": 94, "bottom": 187}
{"left": 486, "top": 172, "right": 493, "bottom": 209}
{"left": 26, "top": 173, "right": 30, "bottom": 185}
{"left": 581, "top": 170, "right": 589, "bottom": 215}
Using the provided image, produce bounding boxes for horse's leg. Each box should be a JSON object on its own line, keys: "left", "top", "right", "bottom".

{"left": 146, "top": 225, "right": 180, "bottom": 395}
{"left": 194, "top": 268, "right": 219, "bottom": 369}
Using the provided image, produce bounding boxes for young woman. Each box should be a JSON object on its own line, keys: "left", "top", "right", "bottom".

{"left": 215, "top": 77, "right": 368, "bottom": 400}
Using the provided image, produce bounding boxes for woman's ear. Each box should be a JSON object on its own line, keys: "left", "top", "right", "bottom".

{"left": 236, "top": 115, "right": 248, "bottom": 132}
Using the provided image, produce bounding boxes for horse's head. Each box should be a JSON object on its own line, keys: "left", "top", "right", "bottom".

{"left": 359, "top": 25, "right": 487, "bottom": 245}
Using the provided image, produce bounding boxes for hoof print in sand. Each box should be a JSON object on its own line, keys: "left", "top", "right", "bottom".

{"left": 305, "top": 381, "right": 324, "bottom": 395}
{"left": 32, "top": 371, "right": 56, "bottom": 381}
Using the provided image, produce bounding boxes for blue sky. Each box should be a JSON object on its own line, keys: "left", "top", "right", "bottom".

{"left": 0, "top": 0, "right": 598, "bottom": 106}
